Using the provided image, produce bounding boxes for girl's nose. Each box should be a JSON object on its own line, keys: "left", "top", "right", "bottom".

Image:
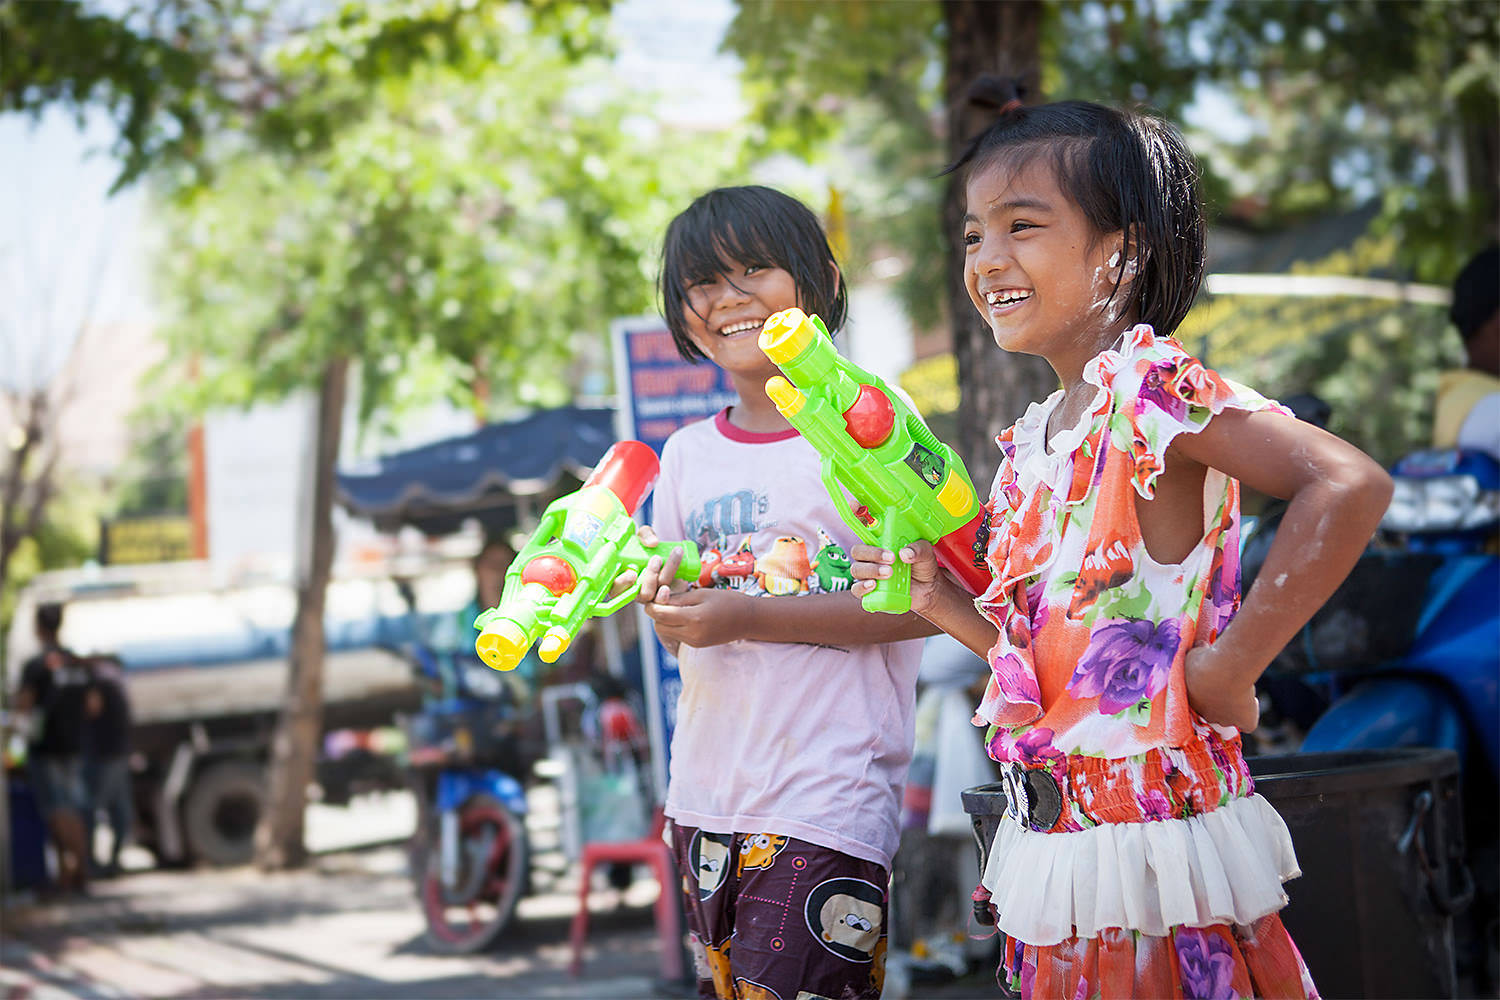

{"left": 713, "top": 280, "right": 751, "bottom": 311}
{"left": 972, "top": 237, "right": 1011, "bottom": 274}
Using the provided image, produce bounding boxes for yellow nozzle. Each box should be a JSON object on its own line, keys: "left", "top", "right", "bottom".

{"left": 935, "top": 468, "right": 977, "bottom": 519}
{"left": 538, "top": 627, "right": 572, "bottom": 663}
{"left": 759, "top": 308, "right": 816, "bottom": 363}
{"left": 475, "top": 619, "right": 530, "bottom": 672}
{"left": 764, "top": 376, "right": 807, "bottom": 417}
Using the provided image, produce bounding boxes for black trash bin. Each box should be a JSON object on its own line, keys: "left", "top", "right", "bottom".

{"left": 962, "top": 748, "right": 1470, "bottom": 999}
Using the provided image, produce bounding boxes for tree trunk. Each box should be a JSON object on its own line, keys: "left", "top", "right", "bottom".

{"left": 254, "top": 357, "right": 348, "bottom": 871}
{"left": 942, "top": 0, "right": 1056, "bottom": 479}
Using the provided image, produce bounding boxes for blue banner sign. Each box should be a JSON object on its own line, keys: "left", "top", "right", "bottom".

{"left": 609, "top": 317, "right": 738, "bottom": 798}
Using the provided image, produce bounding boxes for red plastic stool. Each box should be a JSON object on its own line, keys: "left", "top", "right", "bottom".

{"left": 568, "top": 807, "right": 684, "bottom": 981}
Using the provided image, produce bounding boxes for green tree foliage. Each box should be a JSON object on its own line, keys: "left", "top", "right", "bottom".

{"left": 1178, "top": 234, "right": 1466, "bottom": 464}
{"left": 0, "top": 0, "right": 597, "bottom": 190}
{"left": 724, "top": 1, "right": 947, "bottom": 326}
{"left": 1060, "top": 0, "right": 1498, "bottom": 281}
{"left": 728, "top": 0, "right": 1496, "bottom": 291}
{"left": 726, "top": 0, "right": 1494, "bottom": 461}
{"left": 157, "top": 1, "right": 717, "bottom": 424}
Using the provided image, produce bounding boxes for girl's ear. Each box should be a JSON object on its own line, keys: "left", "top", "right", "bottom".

{"left": 829, "top": 260, "right": 843, "bottom": 298}
{"left": 1108, "top": 235, "right": 1140, "bottom": 280}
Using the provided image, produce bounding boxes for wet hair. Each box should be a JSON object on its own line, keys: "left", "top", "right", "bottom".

{"left": 35, "top": 601, "right": 63, "bottom": 637}
{"left": 1450, "top": 244, "right": 1498, "bottom": 342}
{"left": 659, "top": 186, "right": 847, "bottom": 363}
{"left": 948, "top": 82, "right": 1206, "bottom": 337}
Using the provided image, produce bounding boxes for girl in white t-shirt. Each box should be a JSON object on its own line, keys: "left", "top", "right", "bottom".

{"left": 628, "top": 186, "right": 936, "bottom": 1000}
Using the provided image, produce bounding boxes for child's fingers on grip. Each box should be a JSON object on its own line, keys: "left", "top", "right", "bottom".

{"left": 850, "top": 559, "right": 893, "bottom": 581}
{"left": 635, "top": 555, "right": 664, "bottom": 602}
{"left": 897, "top": 539, "right": 937, "bottom": 564}
{"left": 850, "top": 544, "right": 895, "bottom": 565}
{"left": 608, "top": 569, "right": 638, "bottom": 602}
{"left": 849, "top": 544, "right": 895, "bottom": 582}
{"left": 637, "top": 524, "right": 661, "bottom": 547}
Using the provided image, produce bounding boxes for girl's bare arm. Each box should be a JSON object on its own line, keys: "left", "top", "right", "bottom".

{"left": 1171, "top": 408, "right": 1393, "bottom": 728}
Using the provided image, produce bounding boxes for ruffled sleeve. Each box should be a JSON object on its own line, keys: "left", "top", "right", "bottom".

{"left": 1106, "top": 327, "right": 1292, "bottom": 500}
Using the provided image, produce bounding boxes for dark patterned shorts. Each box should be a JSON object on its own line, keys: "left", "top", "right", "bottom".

{"left": 669, "top": 821, "right": 889, "bottom": 1000}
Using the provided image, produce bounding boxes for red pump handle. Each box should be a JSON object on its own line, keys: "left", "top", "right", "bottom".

{"left": 582, "top": 440, "right": 660, "bottom": 515}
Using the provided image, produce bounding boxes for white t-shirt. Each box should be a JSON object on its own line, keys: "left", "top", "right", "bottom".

{"left": 1457, "top": 393, "right": 1500, "bottom": 461}
{"left": 653, "top": 409, "right": 924, "bottom": 870}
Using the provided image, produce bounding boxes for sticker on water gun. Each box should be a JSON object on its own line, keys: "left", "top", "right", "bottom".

{"left": 904, "top": 441, "right": 945, "bottom": 488}
{"left": 562, "top": 510, "right": 605, "bottom": 550}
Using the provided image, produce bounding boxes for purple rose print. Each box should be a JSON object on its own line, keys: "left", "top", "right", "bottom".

{"left": 992, "top": 651, "right": 1042, "bottom": 706}
{"left": 1204, "top": 558, "right": 1241, "bottom": 635}
{"left": 1068, "top": 619, "right": 1182, "bottom": 715}
{"left": 1140, "top": 360, "right": 1189, "bottom": 421}
{"left": 1013, "top": 727, "right": 1065, "bottom": 766}
{"left": 1176, "top": 927, "right": 1239, "bottom": 999}
{"left": 1025, "top": 580, "right": 1052, "bottom": 637}
{"left": 1137, "top": 788, "right": 1174, "bottom": 821}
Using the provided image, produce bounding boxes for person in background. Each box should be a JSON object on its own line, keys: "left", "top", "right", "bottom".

{"left": 82, "top": 655, "right": 133, "bottom": 877}
{"left": 14, "top": 602, "right": 91, "bottom": 892}
{"left": 1434, "top": 244, "right": 1499, "bottom": 460}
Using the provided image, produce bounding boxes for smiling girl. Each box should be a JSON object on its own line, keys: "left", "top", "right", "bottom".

{"left": 629, "top": 186, "right": 936, "bottom": 999}
{"left": 852, "top": 101, "right": 1393, "bottom": 997}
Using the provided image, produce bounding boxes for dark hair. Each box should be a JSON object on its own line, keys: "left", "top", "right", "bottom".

{"left": 659, "top": 186, "right": 847, "bottom": 363}
{"left": 35, "top": 601, "right": 63, "bottom": 637}
{"left": 948, "top": 93, "right": 1206, "bottom": 337}
{"left": 1450, "top": 244, "right": 1498, "bottom": 342}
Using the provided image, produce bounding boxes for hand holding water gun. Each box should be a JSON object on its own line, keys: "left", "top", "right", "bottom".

{"left": 758, "top": 308, "right": 990, "bottom": 614}
{"left": 474, "top": 441, "right": 700, "bottom": 670}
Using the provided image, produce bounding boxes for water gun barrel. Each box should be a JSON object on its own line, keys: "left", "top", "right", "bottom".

{"left": 760, "top": 311, "right": 860, "bottom": 412}
{"left": 474, "top": 440, "right": 698, "bottom": 671}
{"left": 582, "top": 439, "right": 659, "bottom": 515}
{"left": 759, "top": 308, "right": 985, "bottom": 613}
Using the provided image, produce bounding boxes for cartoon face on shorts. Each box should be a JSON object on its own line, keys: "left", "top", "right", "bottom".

{"left": 738, "top": 832, "right": 789, "bottom": 874}
{"left": 804, "top": 877, "right": 885, "bottom": 962}
{"left": 689, "top": 831, "right": 733, "bottom": 900}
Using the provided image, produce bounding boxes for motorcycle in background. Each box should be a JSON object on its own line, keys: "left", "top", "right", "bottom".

{"left": 395, "top": 581, "right": 533, "bottom": 954}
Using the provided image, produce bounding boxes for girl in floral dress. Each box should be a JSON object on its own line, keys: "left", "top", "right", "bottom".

{"left": 851, "top": 100, "right": 1394, "bottom": 998}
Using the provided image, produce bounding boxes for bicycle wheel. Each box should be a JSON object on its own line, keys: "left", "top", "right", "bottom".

{"left": 419, "top": 793, "right": 528, "bottom": 954}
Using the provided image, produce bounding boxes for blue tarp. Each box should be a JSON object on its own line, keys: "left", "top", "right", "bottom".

{"left": 336, "top": 406, "right": 616, "bottom": 535}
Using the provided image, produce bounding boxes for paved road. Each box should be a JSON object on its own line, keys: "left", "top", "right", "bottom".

{"left": 1, "top": 789, "right": 1002, "bottom": 999}
{"left": 1, "top": 843, "right": 686, "bottom": 999}
{"left": 1, "top": 784, "right": 687, "bottom": 1000}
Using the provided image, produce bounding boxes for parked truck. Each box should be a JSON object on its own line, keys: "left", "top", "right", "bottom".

{"left": 5, "top": 559, "right": 474, "bottom": 866}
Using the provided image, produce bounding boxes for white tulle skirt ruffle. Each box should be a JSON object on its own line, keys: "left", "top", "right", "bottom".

{"left": 981, "top": 792, "right": 1301, "bottom": 946}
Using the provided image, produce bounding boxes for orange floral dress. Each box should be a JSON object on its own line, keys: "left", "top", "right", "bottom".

{"left": 972, "top": 326, "right": 1319, "bottom": 999}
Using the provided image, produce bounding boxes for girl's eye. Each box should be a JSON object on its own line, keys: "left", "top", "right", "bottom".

{"left": 743, "top": 263, "right": 766, "bottom": 276}
{"left": 963, "top": 232, "right": 981, "bottom": 247}
{"left": 1010, "top": 220, "right": 1038, "bottom": 234}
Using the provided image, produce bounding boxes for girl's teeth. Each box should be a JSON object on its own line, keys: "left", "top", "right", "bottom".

{"left": 987, "top": 290, "right": 1030, "bottom": 306}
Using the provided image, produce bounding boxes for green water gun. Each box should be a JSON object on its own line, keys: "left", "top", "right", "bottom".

{"left": 759, "top": 308, "right": 990, "bottom": 614}
{"left": 473, "top": 440, "right": 700, "bottom": 670}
